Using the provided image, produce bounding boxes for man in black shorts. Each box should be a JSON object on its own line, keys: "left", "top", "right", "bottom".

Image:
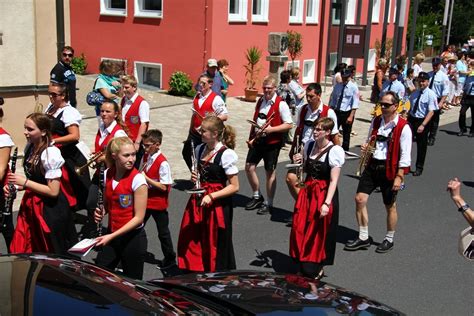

{"left": 245, "top": 76, "right": 293, "bottom": 215}
{"left": 344, "top": 92, "right": 412, "bottom": 253}
{"left": 50, "top": 46, "right": 77, "bottom": 107}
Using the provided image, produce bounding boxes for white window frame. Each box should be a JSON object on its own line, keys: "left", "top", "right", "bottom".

{"left": 289, "top": 0, "right": 304, "bottom": 24}
{"left": 306, "top": 0, "right": 320, "bottom": 24}
{"left": 368, "top": 49, "right": 376, "bottom": 71}
{"left": 389, "top": 0, "right": 397, "bottom": 23}
{"left": 329, "top": 53, "right": 338, "bottom": 72}
{"left": 134, "top": 61, "right": 163, "bottom": 90}
{"left": 332, "top": 0, "right": 356, "bottom": 25}
{"left": 100, "top": 0, "right": 127, "bottom": 17}
{"left": 302, "top": 59, "right": 316, "bottom": 84}
{"left": 100, "top": 57, "right": 128, "bottom": 75}
{"left": 134, "top": 0, "right": 163, "bottom": 19}
{"left": 252, "top": 0, "right": 269, "bottom": 23}
{"left": 372, "top": 0, "right": 380, "bottom": 23}
{"left": 228, "top": 0, "right": 248, "bottom": 22}
{"left": 286, "top": 60, "right": 300, "bottom": 70}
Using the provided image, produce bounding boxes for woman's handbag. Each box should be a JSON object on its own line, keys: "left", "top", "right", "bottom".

{"left": 86, "top": 79, "right": 105, "bottom": 106}
{"left": 458, "top": 226, "right": 474, "bottom": 261}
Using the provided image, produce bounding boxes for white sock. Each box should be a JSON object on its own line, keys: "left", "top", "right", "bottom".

{"left": 359, "top": 226, "right": 369, "bottom": 241}
{"left": 385, "top": 231, "right": 395, "bottom": 243}
{"left": 253, "top": 191, "right": 260, "bottom": 198}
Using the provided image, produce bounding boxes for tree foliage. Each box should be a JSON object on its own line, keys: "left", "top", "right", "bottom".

{"left": 244, "top": 46, "right": 262, "bottom": 90}
{"left": 287, "top": 30, "right": 303, "bottom": 65}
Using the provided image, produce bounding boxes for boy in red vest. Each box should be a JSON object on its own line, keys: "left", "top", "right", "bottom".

{"left": 140, "top": 129, "right": 176, "bottom": 269}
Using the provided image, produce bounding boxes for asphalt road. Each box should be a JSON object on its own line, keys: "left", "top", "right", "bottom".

{"left": 2, "top": 121, "right": 472, "bottom": 314}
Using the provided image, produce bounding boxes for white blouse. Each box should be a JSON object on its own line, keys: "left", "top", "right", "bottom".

{"left": 45, "top": 104, "right": 82, "bottom": 128}
{"left": 304, "top": 141, "right": 345, "bottom": 168}
{"left": 196, "top": 142, "right": 238, "bottom": 176}
{"left": 40, "top": 146, "right": 65, "bottom": 179}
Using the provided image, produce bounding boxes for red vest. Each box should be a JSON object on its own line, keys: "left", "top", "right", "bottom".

{"left": 370, "top": 116, "right": 410, "bottom": 180}
{"left": 121, "top": 95, "right": 145, "bottom": 142}
{"left": 143, "top": 153, "right": 170, "bottom": 211}
{"left": 249, "top": 96, "right": 284, "bottom": 145}
{"left": 95, "top": 123, "right": 124, "bottom": 153}
{"left": 290, "top": 104, "right": 330, "bottom": 159}
{"left": 105, "top": 167, "right": 140, "bottom": 232}
{"left": 192, "top": 92, "right": 217, "bottom": 133}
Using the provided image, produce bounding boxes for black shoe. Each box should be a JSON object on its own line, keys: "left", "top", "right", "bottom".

{"left": 257, "top": 204, "right": 272, "bottom": 215}
{"left": 427, "top": 139, "right": 435, "bottom": 146}
{"left": 457, "top": 130, "right": 467, "bottom": 136}
{"left": 375, "top": 239, "right": 394, "bottom": 253}
{"left": 344, "top": 237, "right": 371, "bottom": 251}
{"left": 157, "top": 258, "right": 176, "bottom": 270}
{"left": 412, "top": 169, "right": 423, "bottom": 177}
{"left": 245, "top": 196, "right": 264, "bottom": 210}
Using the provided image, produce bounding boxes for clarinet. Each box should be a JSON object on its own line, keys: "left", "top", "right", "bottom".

{"left": 1, "top": 147, "right": 18, "bottom": 231}
{"left": 96, "top": 163, "right": 105, "bottom": 237}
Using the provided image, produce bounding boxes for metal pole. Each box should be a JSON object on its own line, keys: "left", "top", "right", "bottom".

{"left": 380, "top": 0, "right": 391, "bottom": 58}
{"left": 55, "top": 0, "right": 65, "bottom": 60}
{"left": 362, "top": 0, "right": 374, "bottom": 86}
{"left": 337, "top": 0, "right": 347, "bottom": 65}
{"left": 440, "top": 0, "right": 450, "bottom": 52}
{"left": 407, "top": 0, "right": 419, "bottom": 69}
{"left": 352, "top": 0, "right": 363, "bottom": 68}
{"left": 316, "top": 0, "right": 328, "bottom": 83}
{"left": 391, "top": 0, "right": 402, "bottom": 65}
{"left": 396, "top": 0, "right": 407, "bottom": 58}
{"left": 446, "top": 0, "right": 454, "bottom": 45}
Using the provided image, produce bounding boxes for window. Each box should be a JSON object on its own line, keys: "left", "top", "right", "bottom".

{"left": 135, "top": 62, "right": 162, "bottom": 89}
{"left": 228, "top": 0, "right": 247, "bottom": 22}
{"left": 286, "top": 60, "right": 300, "bottom": 70}
{"left": 389, "top": 0, "right": 397, "bottom": 23}
{"left": 134, "top": 0, "right": 163, "bottom": 18}
{"left": 289, "top": 0, "right": 304, "bottom": 24}
{"left": 372, "top": 0, "right": 380, "bottom": 23}
{"left": 100, "top": 0, "right": 127, "bottom": 17}
{"left": 345, "top": 0, "right": 356, "bottom": 24}
{"left": 306, "top": 0, "right": 320, "bottom": 24}
{"left": 368, "top": 49, "right": 376, "bottom": 71}
{"left": 302, "top": 59, "right": 316, "bottom": 84}
{"left": 252, "top": 0, "right": 269, "bottom": 22}
{"left": 332, "top": 0, "right": 356, "bottom": 25}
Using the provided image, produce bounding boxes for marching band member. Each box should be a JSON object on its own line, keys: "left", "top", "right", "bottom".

{"left": 45, "top": 82, "right": 90, "bottom": 210}
{"left": 0, "top": 102, "right": 15, "bottom": 251}
{"left": 8, "top": 113, "right": 77, "bottom": 254}
{"left": 345, "top": 91, "right": 412, "bottom": 253}
{"left": 287, "top": 83, "right": 339, "bottom": 200}
{"left": 244, "top": 76, "right": 292, "bottom": 215}
{"left": 182, "top": 74, "right": 228, "bottom": 170}
{"left": 289, "top": 117, "right": 345, "bottom": 280}
{"left": 140, "top": 129, "right": 176, "bottom": 269}
{"left": 94, "top": 137, "right": 148, "bottom": 279}
{"left": 178, "top": 116, "right": 239, "bottom": 272}
{"left": 83, "top": 100, "right": 128, "bottom": 237}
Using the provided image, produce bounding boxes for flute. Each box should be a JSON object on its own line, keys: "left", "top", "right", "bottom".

{"left": 96, "top": 163, "right": 105, "bottom": 237}
{"left": 1, "top": 147, "right": 18, "bottom": 231}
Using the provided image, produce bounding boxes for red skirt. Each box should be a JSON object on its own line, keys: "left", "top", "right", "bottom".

{"left": 289, "top": 178, "right": 336, "bottom": 263}
{"left": 177, "top": 182, "right": 230, "bottom": 272}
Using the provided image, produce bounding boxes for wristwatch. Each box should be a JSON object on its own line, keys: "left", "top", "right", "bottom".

{"left": 458, "top": 203, "right": 470, "bottom": 213}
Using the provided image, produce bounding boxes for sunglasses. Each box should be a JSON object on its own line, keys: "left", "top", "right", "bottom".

{"left": 48, "top": 92, "right": 63, "bottom": 98}
{"left": 380, "top": 102, "right": 395, "bottom": 108}
{"left": 62, "top": 53, "right": 73, "bottom": 57}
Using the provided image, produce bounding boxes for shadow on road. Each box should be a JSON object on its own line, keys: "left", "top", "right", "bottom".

{"left": 439, "top": 128, "right": 459, "bottom": 136}
{"left": 250, "top": 249, "right": 299, "bottom": 274}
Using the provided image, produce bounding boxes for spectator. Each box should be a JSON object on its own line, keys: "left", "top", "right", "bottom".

{"left": 92, "top": 60, "right": 122, "bottom": 125}
{"left": 371, "top": 58, "right": 388, "bottom": 104}
{"left": 217, "top": 59, "right": 234, "bottom": 102}
{"left": 413, "top": 53, "right": 425, "bottom": 78}
{"left": 50, "top": 46, "right": 77, "bottom": 108}
{"left": 195, "top": 59, "right": 224, "bottom": 98}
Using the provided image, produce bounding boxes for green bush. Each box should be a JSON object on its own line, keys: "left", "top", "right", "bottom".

{"left": 71, "top": 53, "right": 88, "bottom": 75}
{"left": 168, "top": 71, "right": 193, "bottom": 96}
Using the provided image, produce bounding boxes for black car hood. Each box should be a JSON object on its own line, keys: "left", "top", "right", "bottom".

{"left": 151, "top": 270, "right": 405, "bottom": 315}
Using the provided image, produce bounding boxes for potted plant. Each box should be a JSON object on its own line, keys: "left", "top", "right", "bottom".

{"left": 244, "top": 46, "right": 262, "bottom": 102}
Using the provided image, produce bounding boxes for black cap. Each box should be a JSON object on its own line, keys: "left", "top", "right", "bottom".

{"left": 432, "top": 57, "right": 442, "bottom": 65}
{"left": 341, "top": 68, "right": 352, "bottom": 77}
{"left": 388, "top": 67, "right": 399, "bottom": 74}
{"left": 418, "top": 72, "right": 430, "bottom": 81}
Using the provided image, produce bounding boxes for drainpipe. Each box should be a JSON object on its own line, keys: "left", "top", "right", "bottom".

{"left": 56, "top": 0, "right": 65, "bottom": 60}
{"left": 316, "top": 0, "right": 327, "bottom": 82}
{"left": 202, "top": 0, "right": 209, "bottom": 70}
{"left": 336, "top": 0, "right": 347, "bottom": 65}
{"left": 362, "top": 0, "right": 374, "bottom": 86}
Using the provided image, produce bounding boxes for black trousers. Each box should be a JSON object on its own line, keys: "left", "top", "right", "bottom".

{"left": 96, "top": 228, "right": 147, "bottom": 279}
{"left": 334, "top": 110, "right": 353, "bottom": 151}
{"left": 459, "top": 95, "right": 474, "bottom": 132}
{"left": 144, "top": 209, "right": 176, "bottom": 262}
{"left": 408, "top": 116, "right": 429, "bottom": 171}
{"left": 428, "top": 109, "right": 440, "bottom": 142}
{"left": 181, "top": 132, "right": 202, "bottom": 171}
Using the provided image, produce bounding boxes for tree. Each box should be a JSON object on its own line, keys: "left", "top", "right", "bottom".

{"left": 287, "top": 30, "right": 303, "bottom": 66}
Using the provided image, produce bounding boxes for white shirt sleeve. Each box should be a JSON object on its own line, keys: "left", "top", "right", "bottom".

{"left": 327, "top": 109, "right": 339, "bottom": 135}
{"left": 398, "top": 124, "right": 412, "bottom": 168}
{"left": 61, "top": 106, "right": 82, "bottom": 128}
{"left": 132, "top": 172, "right": 148, "bottom": 191}
{"left": 212, "top": 95, "right": 228, "bottom": 116}
{"left": 278, "top": 100, "right": 293, "bottom": 124}
{"left": 114, "top": 129, "right": 129, "bottom": 138}
{"left": 41, "top": 146, "right": 65, "bottom": 179}
{"left": 220, "top": 149, "right": 238, "bottom": 175}
{"left": 328, "top": 145, "right": 345, "bottom": 168}
{"left": 138, "top": 100, "right": 150, "bottom": 123}
{"left": 159, "top": 160, "right": 173, "bottom": 185}
{"left": 0, "top": 134, "right": 14, "bottom": 148}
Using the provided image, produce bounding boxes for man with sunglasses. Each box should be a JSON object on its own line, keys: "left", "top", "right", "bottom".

{"left": 345, "top": 91, "right": 412, "bottom": 253}
{"left": 50, "top": 46, "right": 77, "bottom": 108}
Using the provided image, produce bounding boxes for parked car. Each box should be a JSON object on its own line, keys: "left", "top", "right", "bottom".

{"left": 0, "top": 254, "right": 404, "bottom": 315}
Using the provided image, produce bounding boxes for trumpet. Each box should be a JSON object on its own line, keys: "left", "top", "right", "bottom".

{"left": 246, "top": 112, "right": 276, "bottom": 148}
{"left": 186, "top": 139, "right": 205, "bottom": 195}
{"left": 285, "top": 139, "right": 305, "bottom": 188}
{"left": 75, "top": 151, "right": 104, "bottom": 175}
{"left": 356, "top": 135, "right": 376, "bottom": 177}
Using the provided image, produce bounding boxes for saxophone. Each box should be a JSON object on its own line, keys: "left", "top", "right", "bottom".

{"left": 356, "top": 136, "right": 376, "bottom": 177}
{"left": 1, "top": 147, "right": 18, "bottom": 231}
